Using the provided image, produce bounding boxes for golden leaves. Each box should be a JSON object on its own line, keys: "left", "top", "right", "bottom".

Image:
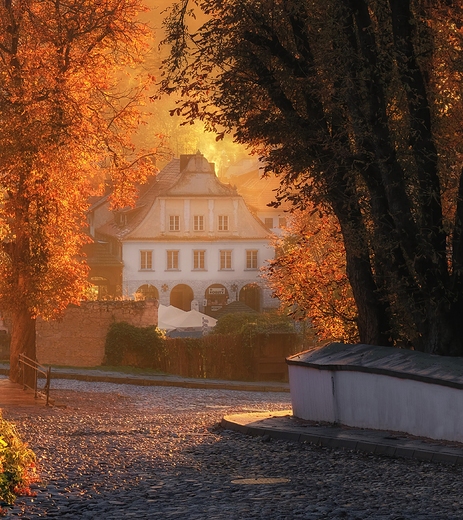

{"left": 263, "top": 208, "right": 359, "bottom": 343}
{"left": 0, "top": 0, "right": 159, "bottom": 318}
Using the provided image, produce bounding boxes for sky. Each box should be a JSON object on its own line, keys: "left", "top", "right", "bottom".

{"left": 132, "top": 0, "right": 251, "bottom": 172}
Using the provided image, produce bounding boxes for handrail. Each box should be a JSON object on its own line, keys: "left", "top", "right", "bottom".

{"left": 18, "top": 353, "right": 51, "bottom": 406}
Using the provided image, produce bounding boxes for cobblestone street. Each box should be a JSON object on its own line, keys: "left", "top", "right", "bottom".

{"left": 3, "top": 379, "right": 463, "bottom": 519}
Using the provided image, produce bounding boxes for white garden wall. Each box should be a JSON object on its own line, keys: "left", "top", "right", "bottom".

{"left": 288, "top": 343, "right": 463, "bottom": 443}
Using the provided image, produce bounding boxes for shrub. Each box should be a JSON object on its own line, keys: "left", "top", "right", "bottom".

{"left": 0, "top": 415, "right": 38, "bottom": 509}
{"left": 104, "top": 321, "right": 166, "bottom": 367}
{"left": 211, "top": 312, "right": 296, "bottom": 336}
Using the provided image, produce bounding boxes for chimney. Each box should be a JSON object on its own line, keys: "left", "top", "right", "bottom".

{"left": 180, "top": 154, "right": 193, "bottom": 172}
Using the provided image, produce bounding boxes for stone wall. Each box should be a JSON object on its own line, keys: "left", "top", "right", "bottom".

{"left": 36, "top": 300, "right": 158, "bottom": 367}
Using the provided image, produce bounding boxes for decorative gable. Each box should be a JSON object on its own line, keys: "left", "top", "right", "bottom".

{"left": 162, "top": 152, "right": 237, "bottom": 197}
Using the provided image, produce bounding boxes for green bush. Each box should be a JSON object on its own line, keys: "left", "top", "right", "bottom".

{"left": 211, "top": 312, "right": 296, "bottom": 336}
{"left": 104, "top": 321, "right": 166, "bottom": 367}
{"left": 0, "top": 415, "right": 38, "bottom": 508}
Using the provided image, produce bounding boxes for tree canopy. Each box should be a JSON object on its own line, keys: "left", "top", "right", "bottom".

{"left": 0, "top": 0, "right": 160, "bottom": 382}
{"left": 160, "top": 0, "right": 463, "bottom": 355}
{"left": 262, "top": 210, "right": 359, "bottom": 343}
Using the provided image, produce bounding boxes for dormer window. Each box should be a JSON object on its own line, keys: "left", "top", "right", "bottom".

{"left": 169, "top": 215, "right": 180, "bottom": 231}
{"left": 264, "top": 217, "right": 274, "bottom": 228}
{"left": 194, "top": 215, "right": 204, "bottom": 231}
{"left": 218, "top": 215, "right": 229, "bottom": 231}
{"left": 116, "top": 212, "right": 128, "bottom": 226}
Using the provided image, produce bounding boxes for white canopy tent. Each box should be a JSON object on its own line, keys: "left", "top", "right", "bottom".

{"left": 157, "top": 305, "right": 217, "bottom": 332}
{"left": 176, "top": 309, "right": 217, "bottom": 329}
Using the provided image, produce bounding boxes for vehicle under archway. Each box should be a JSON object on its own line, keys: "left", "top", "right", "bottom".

{"left": 204, "top": 283, "right": 229, "bottom": 315}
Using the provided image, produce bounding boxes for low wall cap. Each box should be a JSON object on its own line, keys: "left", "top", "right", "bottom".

{"left": 287, "top": 342, "right": 463, "bottom": 389}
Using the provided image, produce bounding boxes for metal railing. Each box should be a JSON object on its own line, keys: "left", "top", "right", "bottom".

{"left": 18, "top": 353, "right": 51, "bottom": 406}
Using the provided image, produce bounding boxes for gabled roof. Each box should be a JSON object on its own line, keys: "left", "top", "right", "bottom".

{"left": 163, "top": 153, "right": 237, "bottom": 197}
{"left": 83, "top": 242, "right": 123, "bottom": 267}
{"left": 95, "top": 158, "right": 182, "bottom": 240}
{"left": 94, "top": 152, "right": 270, "bottom": 242}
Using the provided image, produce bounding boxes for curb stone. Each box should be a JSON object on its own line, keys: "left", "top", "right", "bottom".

{"left": 221, "top": 410, "right": 463, "bottom": 466}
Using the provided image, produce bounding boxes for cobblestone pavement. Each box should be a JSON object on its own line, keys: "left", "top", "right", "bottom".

{"left": 3, "top": 379, "right": 463, "bottom": 519}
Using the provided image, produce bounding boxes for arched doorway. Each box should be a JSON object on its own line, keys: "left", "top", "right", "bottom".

{"left": 204, "top": 284, "right": 229, "bottom": 314}
{"left": 135, "top": 284, "right": 159, "bottom": 300}
{"left": 170, "top": 284, "right": 194, "bottom": 311}
{"left": 239, "top": 283, "right": 261, "bottom": 312}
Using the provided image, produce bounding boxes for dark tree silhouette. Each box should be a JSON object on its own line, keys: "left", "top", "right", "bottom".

{"left": 160, "top": 0, "right": 463, "bottom": 354}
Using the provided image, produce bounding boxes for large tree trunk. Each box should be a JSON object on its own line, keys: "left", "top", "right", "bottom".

{"left": 328, "top": 175, "right": 392, "bottom": 346}
{"left": 344, "top": 250, "right": 391, "bottom": 346}
{"left": 9, "top": 306, "right": 36, "bottom": 387}
{"left": 409, "top": 294, "right": 463, "bottom": 356}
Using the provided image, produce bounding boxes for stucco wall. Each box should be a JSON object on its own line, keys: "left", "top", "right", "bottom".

{"left": 122, "top": 238, "right": 277, "bottom": 312}
{"left": 288, "top": 363, "right": 463, "bottom": 443}
{"left": 36, "top": 300, "right": 158, "bottom": 367}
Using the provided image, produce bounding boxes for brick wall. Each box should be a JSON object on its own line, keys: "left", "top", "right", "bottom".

{"left": 36, "top": 300, "right": 158, "bottom": 367}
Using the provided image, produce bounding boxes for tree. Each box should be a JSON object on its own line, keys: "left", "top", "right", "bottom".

{"left": 262, "top": 210, "right": 359, "bottom": 343}
{"left": 0, "top": 0, "right": 159, "bottom": 383}
{"left": 160, "top": 0, "right": 463, "bottom": 355}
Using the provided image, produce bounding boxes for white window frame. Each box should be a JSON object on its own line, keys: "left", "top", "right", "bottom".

{"left": 219, "top": 250, "right": 232, "bottom": 270}
{"left": 264, "top": 217, "right": 274, "bottom": 228}
{"left": 140, "top": 250, "right": 153, "bottom": 271}
{"left": 218, "top": 215, "right": 229, "bottom": 231}
{"left": 246, "top": 249, "right": 258, "bottom": 270}
{"left": 169, "top": 215, "right": 180, "bottom": 231}
{"left": 194, "top": 215, "right": 204, "bottom": 231}
{"left": 166, "top": 250, "right": 179, "bottom": 270}
{"left": 193, "top": 250, "right": 206, "bottom": 270}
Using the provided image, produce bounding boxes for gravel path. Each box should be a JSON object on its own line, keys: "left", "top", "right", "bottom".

{"left": 2, "top": 379, "right": 463, "bottom": 519}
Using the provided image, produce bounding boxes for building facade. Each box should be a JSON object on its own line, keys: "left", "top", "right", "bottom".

{"left": 89, "top": 152, "right": 279, "bottom": 314}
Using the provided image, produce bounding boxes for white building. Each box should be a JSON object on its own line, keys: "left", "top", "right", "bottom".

{"left": 90, "top": 152, "right": 278, "bottom": 314}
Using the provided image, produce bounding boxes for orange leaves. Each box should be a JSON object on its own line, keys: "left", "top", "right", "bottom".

{"left": 263, "top": 208, "right": 359, "bottom": 343}
{"left": 0, "top": 0, "right": 159, "bottom": 320}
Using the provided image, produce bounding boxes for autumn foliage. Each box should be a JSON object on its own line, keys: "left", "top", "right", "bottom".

{"left": 263, "top": 210, "right": 359, "bottom": 343}
{"left": 0, "top": 414, "right": 38, "bottom": 507}
{"left": 0, "top": 0, "right": 159, "bottom": 382}
{"left": 160, "top": 1, "right": 463, "bottom": 355}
